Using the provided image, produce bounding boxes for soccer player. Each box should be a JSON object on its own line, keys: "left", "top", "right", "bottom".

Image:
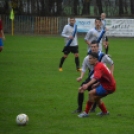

{"left": 58, "top": 17, "right": 81, "bottom": 72}
{"left": 84, "top": 17, "right": 108, "bottom": 53}
{"left": 78, "top": 52, "right": 116, "bottom": 118}
{"left": 101, "top": 13, "right": 109, "bottom": 54}
{"left": 0, "top": 16, "right": 5, "bottom": 52}
{"left": 73, "top": 40, "right": 114, "bottom": 113}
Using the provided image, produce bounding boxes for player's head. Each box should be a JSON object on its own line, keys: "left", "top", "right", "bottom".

{"left": 90, "top": 40, "right": 99, "bottom": 53}
{"left": 69, "top": 17, "right": 75, "bottom": 26}
{"left": 101, "top": 13, "right": 106, "bottom": 20}
{"left": 95, "top": 17, "right": 102, "bottom": 28}
{"left": 88, "top": 52, "right": 99, "bottom": 65}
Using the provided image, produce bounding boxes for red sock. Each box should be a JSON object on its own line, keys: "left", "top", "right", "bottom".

{"left": 99, "top": 102, "right": 107, "bottom": 113}
{"left": 85, "top": 101, "right": 93, "bottom": 114}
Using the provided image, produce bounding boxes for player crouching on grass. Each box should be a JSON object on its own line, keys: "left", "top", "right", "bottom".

{"left": 78, "top": 52, "right": 116, "bottom": 118}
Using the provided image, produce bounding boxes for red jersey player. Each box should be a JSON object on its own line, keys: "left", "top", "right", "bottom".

{"left": 0, "top": 16, "right": 5, "bottom": 52}
{"left": 78, "top": 52, "right": 116, "bottom": 118}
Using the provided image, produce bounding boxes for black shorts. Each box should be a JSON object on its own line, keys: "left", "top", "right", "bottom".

{"left": 63, "top": 46, "right": 79, "bottom": 55}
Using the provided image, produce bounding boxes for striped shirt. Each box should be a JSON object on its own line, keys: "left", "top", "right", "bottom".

{"left": 61, "top": 24, "right": 78, "bottom": 47}
{"left": 84, "top": 28, "right": 106, "bottom": 51}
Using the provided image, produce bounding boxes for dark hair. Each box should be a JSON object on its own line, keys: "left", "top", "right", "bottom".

{"left": 95, "top": 17, "right": 101, "bottom": 22}
{"left": 88, "top": 52, "right": 99, "bottom": 59}
{"left": 91, "top": 40, "right": 99, "bottom": 46}
{"left": 69, "top": 17, "right": 75, "bottom": 19}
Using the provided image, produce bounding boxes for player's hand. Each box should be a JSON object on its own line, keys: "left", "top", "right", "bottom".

{"left": 82, "top": 84, "right": 88, "bottom": 90}
{"left": 69, "top": 36, "right": 74, "bottom": 39}
{"left": 76, "top": 77, "right": 82, "bottom": 82}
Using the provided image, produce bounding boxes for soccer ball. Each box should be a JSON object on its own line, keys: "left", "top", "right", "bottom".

{"left": 16, "top": 113, "right": 29, "bottom": 126}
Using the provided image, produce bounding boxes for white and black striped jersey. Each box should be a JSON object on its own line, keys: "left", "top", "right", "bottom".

{"left": 84, "top": 28, "right": 106, "bottom": 52}
{"left": 61, "top": 24, "right": 78, "bottom": 47}
{"left": 81, "top": 52, "right": 113, "bottom": 73}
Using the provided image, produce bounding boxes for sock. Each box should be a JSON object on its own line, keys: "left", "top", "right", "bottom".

{"left": 59, "top": 57, "right": 66, "bottom": 68}
{"left": 105, "top": 46, "right": 109, "bottom": 54}
{"left": 91, "top": 102, "right": 97, "bottom": 111}
{"left": 85, "top": 101, "right": 94, "bottom": 114}
{"left": 98, "top": 102, "right": 107, "bottom": 113}
{"left": 77, "top": 92, "right": 84, "bottom": 111}
{"left": 75, "top": 57, "right": 80, "bottom": 69}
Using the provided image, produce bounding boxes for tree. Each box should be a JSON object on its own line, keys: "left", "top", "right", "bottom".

{"left": 96, "top": 0, "right": 103, "bottom": 15}
{"left": 73, "top": 0, "right": 79, "bottom": 15}
{"left": 82, "top": 0, "right": 91, "bottom": 15}
{"left": 130, "top": 0, "right": 134, "bottom": 14}
{"left": 119, "top": 0, "right": 124, "bottom": 15}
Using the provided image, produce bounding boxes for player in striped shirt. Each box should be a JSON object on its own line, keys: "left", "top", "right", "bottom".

{"left": 78, "top": 52, "right": 116, "bottom": 118}
{"left": 73, "top": 40, "right": 114, "bottom": 113}
{"left": 101, "top": 13, "right": 109, "bottom": 54}
{"left": 58, "top": 17, "right": 81, "bottom": 72}
{"left": 0, "top": 16, "right": 5, "bottom": 52}
{"left": 84, "top": 17, "right": 108, "bottom": 53}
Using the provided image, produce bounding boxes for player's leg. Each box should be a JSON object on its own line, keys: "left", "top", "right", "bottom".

{"left": 78, "top": 85, "right": 108, "bottom": 117}
{"left": 73, "top": 77, "right": 92, "bottom": 113}
{"left": 0, "top": 38, "right": 3, "bottom": 52}
{"left": 59, "top": 48, "right": 70, "bottom": 71}
{"left": 71, "top": 46, "right": 81, "bottom": 71}
{"left": 78, "top": 89, "right": 96, "bottom": 117}
{"left": 94, "top": 85, "right": 109, "bottom": 115}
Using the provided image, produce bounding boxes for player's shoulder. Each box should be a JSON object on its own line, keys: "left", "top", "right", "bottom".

{"left": 87, "top": 28, "right": 95, "bottom": 33}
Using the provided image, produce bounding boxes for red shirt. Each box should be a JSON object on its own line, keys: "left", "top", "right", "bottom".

{"left": 94, "top": 62, "right": 116, "bottom": 91}
{"left": 0, "top": 20, "right": 2, "bottom": 37}
{"left": 0, "top": 20, "right": 2, "bottom": 31}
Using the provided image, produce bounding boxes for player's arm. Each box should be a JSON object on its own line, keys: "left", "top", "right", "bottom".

{"left": 102, "top": 55, "right": 114, "bottom": 74}
{"left": 61, "top": 25, "right": 70, "bottom": 38}
{"left": 102, "top": 33, "right": 108, "bottom": 47}
{"left": 77, "top": 71, "right": 85, "bottom": 82}
{"left": 1, "top": 30, "right": 5, "bottom": 40}
{"left": 84, "top": 31, "right": 92, "bottom": 47}
{"left": 77, "top": 57, "right": 88, "bottom": 82}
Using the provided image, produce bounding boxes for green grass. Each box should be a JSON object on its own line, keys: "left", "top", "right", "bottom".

{"left": 0, "top": 35, "right": 134, "bottom": 134}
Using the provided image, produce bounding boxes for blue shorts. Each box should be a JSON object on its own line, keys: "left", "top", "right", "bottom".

{"left": 96, "top": 85, "right": 107, "bottom": 96}
{"left": 0, "top": 38, "right": 3, "bottom": 46}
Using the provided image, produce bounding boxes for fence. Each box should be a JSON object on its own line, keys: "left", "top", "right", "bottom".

{"left": 2, "top": 15, "right": 68, "bottom": 35}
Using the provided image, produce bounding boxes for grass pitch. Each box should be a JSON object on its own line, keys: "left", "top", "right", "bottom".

{"left": 0, "top": 35, "right": 134, "bottom": 134}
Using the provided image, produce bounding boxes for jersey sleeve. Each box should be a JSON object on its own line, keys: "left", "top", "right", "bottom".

{"left": 93, "top": 66, "right": 102, "bottom": 80}
{"left": 84, "top": 30, "right": 92, "bottom": 41}
{"left": 101, "top": 55, "right": 114, "bottom": 65}
{"left": 61, "top": 25, "right": 69, "bottom": 38}
{"left": 81, "top": 56, "right": 89, "bottom": 72}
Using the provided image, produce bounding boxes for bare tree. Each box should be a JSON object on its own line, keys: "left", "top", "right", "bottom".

{"left": 119, "top": 0, "right": 124, "bottom": 15}
{"left": 81, "top": 0, "right": 91, "bottom": 15}
{"left": 73, "top": 0, "right": 79, "bottom": 15}
{"left": 96, "top": 0, "right": 103, "bottom": 15}
{"left": 130, "top": 0, "right": 134, "bottom": 14}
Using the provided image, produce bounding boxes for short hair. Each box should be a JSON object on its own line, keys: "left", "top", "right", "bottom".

{"left": 88, "top": 52, "right": 99, "bottom": 59}
{"left": 69, "top": 17, "right": 75, "bottom": 20}
{"left": 91, "top": 40, "right": 99, "bottom": 46}
{"left": 95, "top": 17, "right": 101, "bottom": 22}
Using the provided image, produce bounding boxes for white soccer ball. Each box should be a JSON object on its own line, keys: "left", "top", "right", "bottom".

{"left": 16, "top": 113, "right": 29, "bottom": 126}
